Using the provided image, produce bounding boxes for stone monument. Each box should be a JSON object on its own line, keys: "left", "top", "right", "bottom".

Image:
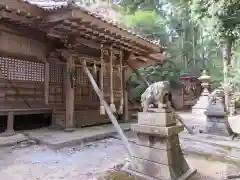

{"left": 191, "top": 70, "right": 211, "bottom": 132}
{"left": 205, "top": 89, "right": 232, "bottom": 136}
{"left": 192, "top": 70, "right": 211, "bottom": 116}
{"left": 124, "top": 81, "right": 196, "bottom": 180}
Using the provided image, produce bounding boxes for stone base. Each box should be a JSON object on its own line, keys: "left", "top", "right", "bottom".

{"left": 123, "top": 133, "right": 196, "bottom": 180}
{"left": 205, "top": 116, "right": 232, "bottom": 136}
{"left": 191, "top": 115, "right": 207, "bottom": 133}
{"left": 192, "top": 89, "right": 209, "bottom": 118}
{"left": 0, "top": 130, "right": 15, "bottom": 137}
{"left": 127, "top": 109, "right": 197, "bottom": 179}
{"left": 131, "top": 124, "right": 184, "bottom": 137}
{"left": 123, "top": 143, "right": 196, "bottom": 180}
{"left": 64, "top": 127, "right": 76, "bottom": 132}
{"left": 123, "top": 165, "right": 196, "bottom": 180}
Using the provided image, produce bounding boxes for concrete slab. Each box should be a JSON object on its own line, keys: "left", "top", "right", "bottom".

{"left": 114, "top": 131, "right": 240, "bottom": 164}
{"left": 0, "top": 133, "right": 28, "bottom": 147}
{"left": 180, "top": 132, "right": 240, "bottom": 149}
{"left": 24, "top": 123, "right": 131, "bottom": 149}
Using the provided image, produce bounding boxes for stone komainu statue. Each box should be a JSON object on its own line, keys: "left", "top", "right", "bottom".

{"left": 141, "top": 81, "right": 171, "bottom": 112}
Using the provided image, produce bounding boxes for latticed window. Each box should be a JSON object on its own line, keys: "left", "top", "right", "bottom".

{"left": 49, "top": 64, "right": 64, "bottom": 83}
{"left": 0, "top": 58, "right": 7, "bottom": 78}
{"left": 0, "top": 57, "right": 44, "bottom": 81}
{"left": 76, "top": 67, "right": 89, "bottom": 85}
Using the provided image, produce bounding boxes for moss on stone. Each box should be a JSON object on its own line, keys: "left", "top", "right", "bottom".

{"left": 221, "top": 145, "right": 232, "bottom": 151}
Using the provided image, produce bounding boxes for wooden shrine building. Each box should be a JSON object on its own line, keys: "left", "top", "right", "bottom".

{"left": 0, "top": 0, "right": 165, "bottom": 134}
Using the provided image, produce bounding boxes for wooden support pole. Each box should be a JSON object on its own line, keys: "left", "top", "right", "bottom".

{"left": 65, "top": 55, "right": 75, "bottom": 132}
{"left": 81, "top": 60, "right": 133, "bottom": 158}
{"left": 109, "top": 46, "right": 116, "bottom": 113}
{"left": 100, "top": 44, "right": 105, "bottom": 115}
{"left": 123, "top": 67, "right": 129, "bottom": 121}
{"left": 118, "top": 50, "right": 123, "bottom": 115}
{"left": 6, "top": 111, "right": 14, "bottom": 135}
{"left": 44, "top": 61, "right": 49, "bottom": 105}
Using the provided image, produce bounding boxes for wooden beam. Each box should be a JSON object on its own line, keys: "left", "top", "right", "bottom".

{"left": 122, "top": 52, "right": 132, "bottom": 121}
{"left": 45, "top": 9, "right": 160, "bottom": 52}
{"left": 65, "top": 55, "right": 75, "bottom": 131}
{"left": 6, "top": 111, "right": 14, "bottom": 135}
{"left": 0, "top": 22, "right": 47, "bottom": 44}
{"left": 123, "top": 66, "right": 129, "bottom": 121}
{"left": 71, "top": 20, "right": 148, "bottom": 53}
{"left": 0, "top": 8, "right": 42, "bottom": 27}
{"left": 79, "top": 22, "right": 147, "bottom": 53}
{"left": 50, "top": 26, "right": 146, "bottom": 56}
{"left": 70, "top": 9, "right": 160, "bottom": 52}
{"left": 73, "top": 38, "right": 120, "bottom": 55}
{"left": 109, "top": 46, "right": 116, "bottom": 112}
{"left": 52, "top": 20, "right": 148, "bottom": 54}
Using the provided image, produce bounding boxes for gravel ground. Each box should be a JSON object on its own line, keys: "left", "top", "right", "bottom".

{"left": 0, "top": 139, "right": 127, "bottom": 180}
{"left": 0, "top": 138, "right": 239, "bottom": 180}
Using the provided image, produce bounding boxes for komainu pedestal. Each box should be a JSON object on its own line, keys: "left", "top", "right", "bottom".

{"left": 205, "top": 95, "right": 232, "bottom": 136}
{"left": 124, "top": 108, "right": 196, "bottom": 180}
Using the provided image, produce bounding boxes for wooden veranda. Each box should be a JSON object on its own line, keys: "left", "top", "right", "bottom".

{"left": 0, "top": 0, "right": 166, "bottom": 134}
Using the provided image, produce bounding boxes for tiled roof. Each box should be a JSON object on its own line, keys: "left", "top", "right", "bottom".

{"left": 24, "top": 0, "right": 162, "bottom": 48}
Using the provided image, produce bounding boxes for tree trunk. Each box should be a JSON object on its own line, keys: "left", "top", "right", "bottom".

{"left": 222, "top": 38, "right": 233, "bottom": 112}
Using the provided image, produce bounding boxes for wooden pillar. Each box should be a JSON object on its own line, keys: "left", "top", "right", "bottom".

{"left": 5, "top": 111, "right": 14, "bottom": 135}
{"left": 123, "top": 67, "right": 129, "bottom": 121}
{"left": 100, "top": 45, "right": 105, "bottom": 115}
{"left": 118, "top": 50, "right": 123, "bottom": 115}
{"left": 65, "top": 55, "right": 75, "bottom": 131}
{"left": 44, "top": 62, "right": 49, "bottom": 105}
{"left": 109, "top": 46, "right": 116, "bottom": 113}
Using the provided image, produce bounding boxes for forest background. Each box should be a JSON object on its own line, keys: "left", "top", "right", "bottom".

{"left": 76, "top": 0, "right": 240, "bottom": 103}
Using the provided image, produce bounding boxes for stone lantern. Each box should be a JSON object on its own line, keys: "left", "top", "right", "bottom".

{"left": 191, "top": 70, "right": 211, "bottom": 131}
{"left": 198, "top": 70, "right": 211, "bottom": 91}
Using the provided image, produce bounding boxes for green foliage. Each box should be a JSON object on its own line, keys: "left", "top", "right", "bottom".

{"left": 122, "top": 11, "right": 169, "bottom": 45}
{"left": 119, "top": 0, "right": 161, "bottom": 13}
{"left": 81, "top": 0, "right": 240, "bottom": 101}
{"left": 190, "top": 0, "right": 240, "bottom": 41}
{"left": 190, "top": 0, "right": 240, "bottom": 103}
{"left": 127, "top": 62, "right": 183, "bottom": 102}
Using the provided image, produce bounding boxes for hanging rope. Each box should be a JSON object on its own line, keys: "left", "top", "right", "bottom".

{"left": 100, "top": 44, "right": 105, "bottom": 115}
{"left": 93, "top": 60, "right": 97, "bottom": 74}
{"left": 81, "top": 59, "right": 133, "bottom": 158}
{"left": 109, "top": 46, "right": 116, "bottom": 113}
{"left": 118, "top": 50, "right": 123, "bottom": 115}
